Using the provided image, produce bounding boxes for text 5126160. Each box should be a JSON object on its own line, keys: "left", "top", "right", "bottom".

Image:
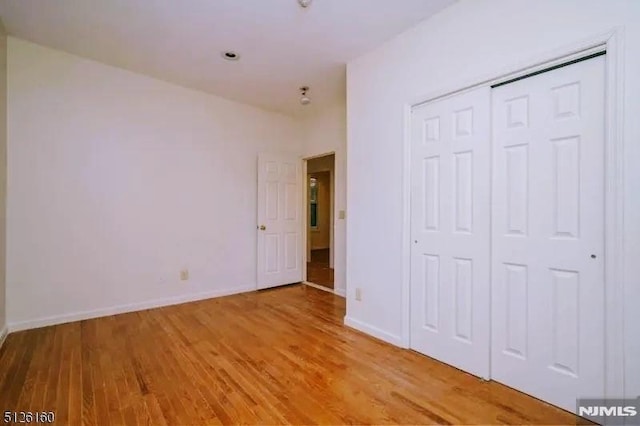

{"left": 3, "top": 411, "right": 55, "bottom": 424}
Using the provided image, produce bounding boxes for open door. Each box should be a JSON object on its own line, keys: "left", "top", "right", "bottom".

{"left": 257, "top": 153, "right": 303, "bottom": 289}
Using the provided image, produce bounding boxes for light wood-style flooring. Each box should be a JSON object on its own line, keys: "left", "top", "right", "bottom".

{"left": 0, "top": 284, "right": 581, "bottom": 425}
{"left": 306, "top": 248, "right": 334, "bottom": 289}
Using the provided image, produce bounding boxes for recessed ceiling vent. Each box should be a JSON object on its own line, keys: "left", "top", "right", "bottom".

{"left": 221, "top": 51, "right": 240, "bottom": 61}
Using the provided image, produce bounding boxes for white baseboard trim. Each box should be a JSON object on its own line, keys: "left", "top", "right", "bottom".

{"left": 343, "top": 316, "right": 403, "bottom": 347}
{"left": 0, "top": 325, "right": 7, "bottom": 350}
{"left": 8, "top": 285, "right": 255, "bottom": 333}
{"left": 334, "top": 287, "right": 346, "bottom": 298}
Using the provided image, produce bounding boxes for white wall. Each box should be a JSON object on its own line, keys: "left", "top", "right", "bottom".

{"left": 301, "top": 103, "right": 346, "bottom": 297}
{"left": 6, "top": 38, "right": 302, "bottom": 330}
{"left": 0, "top": 29, "right": 6, "bottom": 339}
{"left": 346, "top": 0, "right": 640, "bottom": 399}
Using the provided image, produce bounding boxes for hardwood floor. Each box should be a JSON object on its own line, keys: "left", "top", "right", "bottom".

{"left": 0, "top": 285, "right": 580, "bottom": 425}
{"left": 307, "top": 248, "right": 334, "bottom": 289}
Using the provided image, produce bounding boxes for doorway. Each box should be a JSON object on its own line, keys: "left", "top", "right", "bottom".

{"left": 305, "top": 154, "right": 335, "bottom": 290}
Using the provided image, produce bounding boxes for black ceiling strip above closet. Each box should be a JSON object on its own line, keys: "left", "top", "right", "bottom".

{"left": 491, "top": 50, "right": 606, "bottom": 88}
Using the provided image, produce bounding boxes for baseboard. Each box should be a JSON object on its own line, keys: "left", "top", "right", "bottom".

{"left": 334, "top": 287, "right": 346, "bottom": 298}
{"left": 0, "top": 325, "right": 7, "bottom": 350}
{"left": 344, "top": 316, "right": 403, "bottom": 347}
{"left": 8, "top": 285, "right": 255, "bottom": 333}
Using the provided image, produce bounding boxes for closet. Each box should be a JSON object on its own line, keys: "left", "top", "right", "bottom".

{"left": 409, "top": 54, "right": 606, "bottom": 413}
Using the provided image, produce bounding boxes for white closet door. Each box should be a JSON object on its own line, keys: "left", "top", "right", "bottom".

{"left": 410, "top": 87, "right": 491, "bottom": 378}
{"left": 491, "top": 56, "right": 605, "bottom": 412}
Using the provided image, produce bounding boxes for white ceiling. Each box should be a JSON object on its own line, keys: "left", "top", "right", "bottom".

{"left": 0, "top": 0, "right": 455, "bottom": 116}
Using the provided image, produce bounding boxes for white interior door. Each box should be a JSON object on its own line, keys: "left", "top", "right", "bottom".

{"left": 491, "top": 56, "right": 605, "bottom": 412}
{"left": 410, "top": 87, "right": 491, "bottom": 378}
{"left": 257, "top": 153, "right": 302, "bottom": 289}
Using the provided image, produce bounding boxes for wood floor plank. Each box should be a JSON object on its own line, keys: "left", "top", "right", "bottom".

{"left": 2, "top": 330, "right": 37, "bottom": 411}
{"left": 80, "top": 320, "right": 98, "bottom": 426}
{"left": 0, "top": 284, "right": 582, "bottom": 425}
{"left": 14, "top": 330, "right": 44, "bottom": 413}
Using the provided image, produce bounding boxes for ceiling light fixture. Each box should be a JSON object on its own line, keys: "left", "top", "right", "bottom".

{"left": 298, "top": 0, "right": 312, "bottom": 8}
{"left": 299, "top": 86, "right": 311, "bottom": 105}
{"left": 221, "top": 51, "right": 240, "bottom": 61}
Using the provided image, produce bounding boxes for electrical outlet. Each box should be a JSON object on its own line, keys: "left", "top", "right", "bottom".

{"left": 355, "top": 288, "right": 362, "bottom": 301}
{"left": 339, "top": 210, "right": 346, "bottom": 219}
{"left": 180, "top": 269, "right": 189, "bottom": 281}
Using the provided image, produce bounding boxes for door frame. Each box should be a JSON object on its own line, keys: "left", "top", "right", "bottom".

{"left": 401, "top": 28, "right": 625, "bottom": 401}
{"left": 301, "top": 151, "right": 337, "bottom": 294}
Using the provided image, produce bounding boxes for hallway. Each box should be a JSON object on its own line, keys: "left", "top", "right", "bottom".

{"left": 306, "top": 248, "right": 334, "bottom": 289}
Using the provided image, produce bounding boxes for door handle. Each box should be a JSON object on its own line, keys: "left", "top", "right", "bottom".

{"left": 258, "top": 225, "right": 266, "bottom": 231}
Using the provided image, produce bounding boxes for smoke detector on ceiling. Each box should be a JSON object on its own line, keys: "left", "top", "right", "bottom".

{"left": 298, "top": 0, "right": 312, "bottom": 8}
{"left": 299, "top": 86, "right": 311, "bottom": 105}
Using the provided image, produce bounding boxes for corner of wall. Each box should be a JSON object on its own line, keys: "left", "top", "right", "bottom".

{"left": 0, "top": 22, "right": 7, "bottom": 340}
{"left": 0, "top": 326, "right": 7, "bottom": 350}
